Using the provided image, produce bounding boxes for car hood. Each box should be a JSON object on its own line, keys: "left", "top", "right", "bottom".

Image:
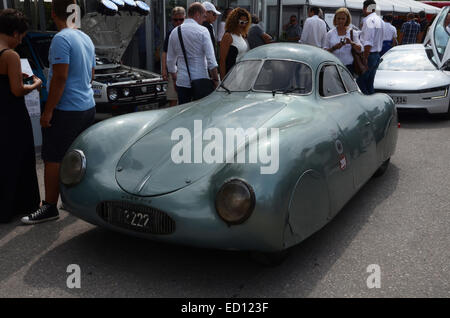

{"left": 81, "top": 12, "right": 145, "bottom": 63}
{"left": 375, "top": 70, "right": 450, "bottom": 91}
{"left": 115, "top": 94, "right": 287, "bottom": 196}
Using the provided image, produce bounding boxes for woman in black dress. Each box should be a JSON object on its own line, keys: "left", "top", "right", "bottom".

{"left": 0, "top": 9, "right": 42, "bottom": 223}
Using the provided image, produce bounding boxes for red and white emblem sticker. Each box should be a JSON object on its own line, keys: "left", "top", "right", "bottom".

{"left": 339, "top": 154, "right": 347, "bottom": 171}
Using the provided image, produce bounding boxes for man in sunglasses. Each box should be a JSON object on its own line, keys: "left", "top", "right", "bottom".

{"left": 202, "top": 1, "right": 221, "bottom": 60}
{"left": 283, "top": 15, "right": 302, "bottom": 42}
{"left": 162, "top": 6, "right": 186, "bottom": 106}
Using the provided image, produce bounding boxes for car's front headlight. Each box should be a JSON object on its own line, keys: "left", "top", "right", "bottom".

{"left": 108, "top": 88, "right": 118, "bottom": 101}
{"left": 162, "top": 84, "right": 168, "bottom": 92}
{"left": 215, "top": 179, "right": 255, "bottom": 225}
{"left": 123, "top": 87, "right": 131, "bottom": 97}
{"left": 60, "top": 150, "right": 86, "bottom": 186}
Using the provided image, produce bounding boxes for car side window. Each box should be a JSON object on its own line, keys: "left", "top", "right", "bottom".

{"left": 338, "top": 65, "right": 359, "bottom": 93}
{"left": 319, "top": 65, "right": 346, "bottom": 97}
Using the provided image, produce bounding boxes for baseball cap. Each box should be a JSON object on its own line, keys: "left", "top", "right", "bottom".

{"left": 203, "top": 1, "right": 221, "bottom": 15}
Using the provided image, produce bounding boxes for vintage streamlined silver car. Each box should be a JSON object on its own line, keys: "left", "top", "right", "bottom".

{"left": 60, "top": 43, "right": 398, "bottom": 262}
{"left": 375, "top": 6, "right": 450, "bottom": 118}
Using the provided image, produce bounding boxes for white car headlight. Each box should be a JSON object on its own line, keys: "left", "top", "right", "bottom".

{"left": 108, "top": 88, "right": 118, "bottom": 101}
{"left": 60, "top": 150, "right": 86, "bottom": 186}
{"left": 162, "top": 84, "right": 168, "bottom": 92}
{"left": 123, "top": 87, "right": 131, "bottom": 97}
{"left": 215, "top": 179, "right": 255, "bottom": 225}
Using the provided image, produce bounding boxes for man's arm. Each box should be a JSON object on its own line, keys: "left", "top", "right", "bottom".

{"left": 167, "top": 29, "right": 178, "bottom": 81}
{"left": 161, "top": 51, "right": 168, "bottom": 81}
{"left": 361, "top": 21, "right": 375, "bottom": 60}
{"left": 262, "top": 32, "right": 273, "bottom": 44}
{"left": 392, "top": 28, "right": 398, "bottom": 46}
{"left": 203, "top": 29, "right": 219, "bottom": 86}
{"left": 41, "top": 63, "right": 69, "bottom": 127}
{"left": 398, "top": 24, "right": 406, "bottom": 45}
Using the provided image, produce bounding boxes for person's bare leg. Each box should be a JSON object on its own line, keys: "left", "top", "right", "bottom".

{"left": 44, "top": 162, "right": 60, "bottom": 204}
{"left": 169, "top": 100, "right": 177, "bottom": 107}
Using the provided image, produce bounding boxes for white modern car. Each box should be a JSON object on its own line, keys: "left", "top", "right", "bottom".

{"left": 374, "top": 6, "right": 450, "bottom": 118}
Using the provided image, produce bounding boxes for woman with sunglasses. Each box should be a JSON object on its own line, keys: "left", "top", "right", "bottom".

{"left": 219, "top": 7, "right": 250, "bottom": 79}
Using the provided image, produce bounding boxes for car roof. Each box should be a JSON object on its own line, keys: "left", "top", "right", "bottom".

{"left": 241, "top": 43, "right": 344, "bottom": 69}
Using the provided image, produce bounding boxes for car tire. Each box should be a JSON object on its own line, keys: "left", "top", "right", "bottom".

{"left": 373, "top": 158, "right": 390, "bottom": 178}
{"left": 249, "top": 249, "right": 290, "bottom": 267}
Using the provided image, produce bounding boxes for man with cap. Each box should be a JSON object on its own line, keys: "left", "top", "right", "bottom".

{"left": 202, "top": 1, "right": 221, "bottom": 59}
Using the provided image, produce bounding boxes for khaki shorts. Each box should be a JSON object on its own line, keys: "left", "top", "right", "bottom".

{"left": 167, "top": 73, "right": 178, "bottom": 101}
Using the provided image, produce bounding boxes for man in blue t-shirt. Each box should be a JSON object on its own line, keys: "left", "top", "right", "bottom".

{"left": 22, "top": 0, "right": 96, "bottom": 225}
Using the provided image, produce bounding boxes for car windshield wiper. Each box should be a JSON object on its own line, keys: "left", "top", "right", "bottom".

{"left": 219, "top": 82, "right": 231, "bottom": 94}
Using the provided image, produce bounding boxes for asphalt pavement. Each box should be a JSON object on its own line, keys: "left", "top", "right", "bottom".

{"left": 0, "top": 113, "right": 449, "bottom": 298}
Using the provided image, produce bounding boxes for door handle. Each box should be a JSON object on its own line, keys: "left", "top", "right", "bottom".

{"left": 365, "top": 122, "right": 371, "bottom": 126}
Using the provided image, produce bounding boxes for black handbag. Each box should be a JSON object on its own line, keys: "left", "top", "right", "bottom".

{"left": 178, "top": 26, "right": 215, "bottom": 100}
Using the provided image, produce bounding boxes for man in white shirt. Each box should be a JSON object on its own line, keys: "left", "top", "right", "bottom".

{"left": 167, "top": 2, "right": 219, "bottom": 104}
{"left": 381, "top": 14, "right": 397, "bottom": 56}
{"left": 356, "top": 0, "right": 385, "bottom": 95}
{"left": 299, "top": 6, "right": 327, "bottom": 48}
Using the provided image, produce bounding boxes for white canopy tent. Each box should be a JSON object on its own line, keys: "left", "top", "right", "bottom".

{"left": 304, "top": 0, "right": 441, "bottom": 14}
{"left": 257, "top": 0, "right": 442, "bottom": 40}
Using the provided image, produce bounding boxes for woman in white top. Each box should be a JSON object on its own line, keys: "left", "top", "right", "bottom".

{"left": 324, "top": 7, "right": 362, "bottom": 75}
{"left": 219, "top": 7, "right": 250, "bottom": 79}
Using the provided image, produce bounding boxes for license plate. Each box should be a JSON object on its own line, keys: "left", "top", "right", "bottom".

{"left": 136, "top": 103, "right": 159, "bottom": 111}
{"left": 392, "top": 96, "right": 407, "bottom": 104}
{"left": 97, "top": 201, "right": 176, "bottom": 234}
{"left": 122, "top": 209, "right": 151, "bottom": 230}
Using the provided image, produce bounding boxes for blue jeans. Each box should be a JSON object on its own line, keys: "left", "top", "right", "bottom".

{"left": 176, "top": 86, "right": 193, "bottom": 105}
{"left": 381, "top": 40, "right": 393, "bottom": 56}
{"left": 357, "top": 52, "right": 380, "bottom": 95}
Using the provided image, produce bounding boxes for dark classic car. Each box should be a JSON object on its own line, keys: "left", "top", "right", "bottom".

{"left": 15, "top": 0, "right": 166, "bottom": 114}
{"left": 60, "top": 43, "right": 398, "bottom": 263}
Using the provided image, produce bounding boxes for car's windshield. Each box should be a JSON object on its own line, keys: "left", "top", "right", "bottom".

{"left": 378, "top": 49, "right": 437, "bottom": 71}
{"left": 219, "top": 59, "right": 313, "bottom": 94}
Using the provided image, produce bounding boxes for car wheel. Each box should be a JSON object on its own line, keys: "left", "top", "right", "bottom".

{"left": 373, "top": 158, "right": 390, "bottom": 178}
{"left": 249, "top": 249, "right": 290, "bottom": 267}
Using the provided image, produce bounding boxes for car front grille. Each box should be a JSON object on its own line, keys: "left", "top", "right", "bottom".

{"left": 132, "top": 85, "right": 157, "bottom": 97}
{"left": 97, "top": 201, "right": 176, "bottom": 235}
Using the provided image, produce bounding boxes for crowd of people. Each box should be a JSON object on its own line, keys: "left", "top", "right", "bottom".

{"left": 0, "top": 0, "right": 437, "bottom": 224}
{"left": 162, "top": 0, "right": 433, "bottom": 103}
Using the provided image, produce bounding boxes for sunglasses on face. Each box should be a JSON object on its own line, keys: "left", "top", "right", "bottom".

{"left": 173, "top": 18, "right": 184, "bottom": 22}
{"left": 239, "top": 20, "right": 248, "bottom": 25}
{"left": 208, "top": 11, "right": 217, "bottom": 17}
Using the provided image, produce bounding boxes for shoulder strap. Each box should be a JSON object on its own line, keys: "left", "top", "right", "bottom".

{"left": 350, "top": 29, "right": 354, "bottom": 41}
{"left": 0, "top": 48, "right": 9, "bottom": 57}
{"left": 177, "top": 26, "right": 192, "bottom": 81}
